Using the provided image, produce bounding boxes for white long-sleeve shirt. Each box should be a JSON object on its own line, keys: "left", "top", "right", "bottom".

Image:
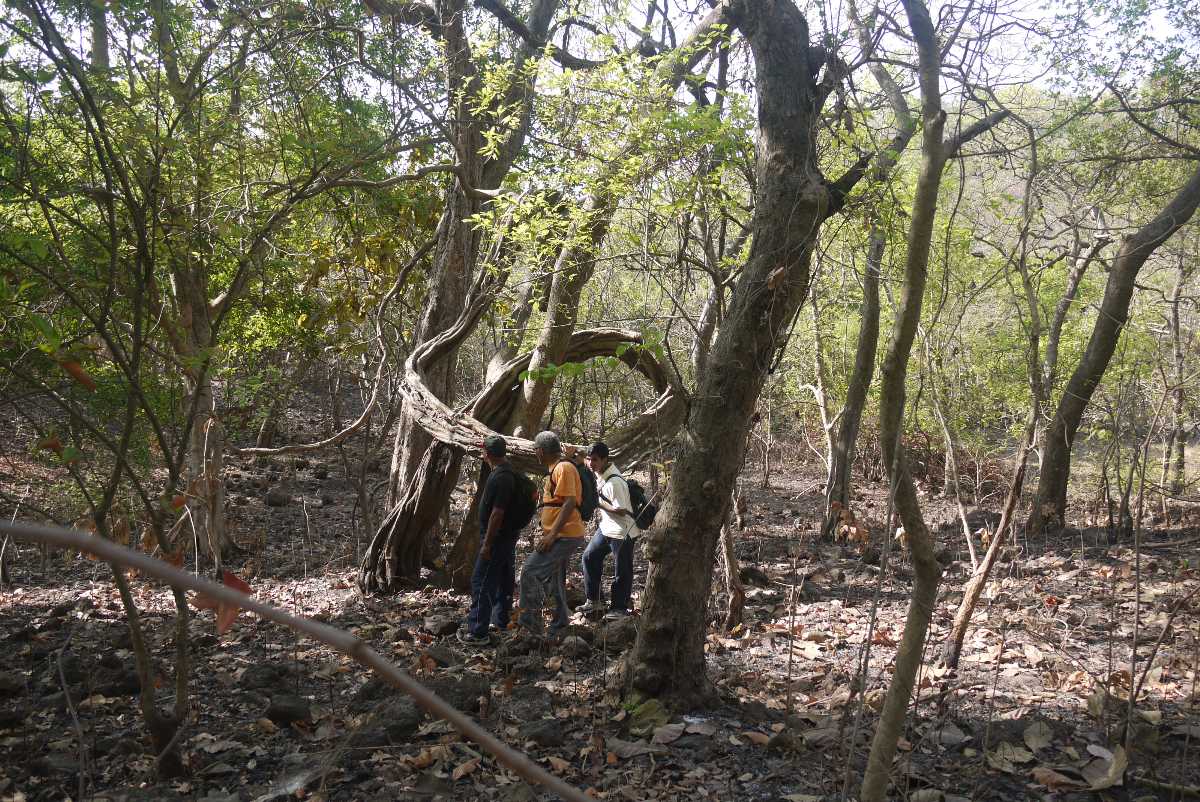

{"left": 595, "top": 464, "right": 640, "bottom": 540}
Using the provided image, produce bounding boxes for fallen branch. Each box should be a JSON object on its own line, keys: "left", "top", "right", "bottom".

{"left": 0, "top": 519, "right": 592, "bottom": 802}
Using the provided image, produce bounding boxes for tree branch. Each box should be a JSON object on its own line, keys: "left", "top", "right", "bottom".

{"left": 943, "top": 109, "right": 1011, "bottom": 158}
{"left": 0, "top": 520, "right": 593, "bottom": 802}
{"left": 361, "top": 0, "right": 441, "bottom": 38}
{"left": 473, "top": 0, "right": 606, "bottom": 69}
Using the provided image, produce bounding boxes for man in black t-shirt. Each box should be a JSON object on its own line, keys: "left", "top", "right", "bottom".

{"left": 459, "top": 435, "right": 520, "bottom": 645}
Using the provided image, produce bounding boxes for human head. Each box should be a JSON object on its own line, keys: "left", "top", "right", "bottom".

{"left": 481, "top": 434, "right": 507, "bottom": 466}
{"left": 532, "top": 430, "right": 561, "bottom": 467}
{"left": 584, "top": 441, "right": 610, "bottom": 474}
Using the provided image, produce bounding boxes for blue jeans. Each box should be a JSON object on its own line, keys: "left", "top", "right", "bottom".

{"left": 465, "top": 535, "right": 517, "bottom": 637}
{"left": 582, "top": 531, "right": 634, "bottom": 612}
{"left": 518, "top": 537, "right": 583, "bottom": 636}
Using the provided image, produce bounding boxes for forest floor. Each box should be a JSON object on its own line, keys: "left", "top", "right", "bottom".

{"left": 2, "top": 439, "right": 1200, "bottom": 802}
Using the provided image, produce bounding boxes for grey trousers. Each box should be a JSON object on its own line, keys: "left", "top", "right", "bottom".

{"left": 517, "top": 536, "right": 583, "bottom": 635}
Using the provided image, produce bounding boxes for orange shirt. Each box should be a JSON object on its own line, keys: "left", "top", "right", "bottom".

{"left": 540, "top": 460, "right": 586, "bottom": 538}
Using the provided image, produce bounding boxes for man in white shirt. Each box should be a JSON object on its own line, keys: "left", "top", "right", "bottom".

{"left": 579, "top": 441, "right": 638, "bottom": 619}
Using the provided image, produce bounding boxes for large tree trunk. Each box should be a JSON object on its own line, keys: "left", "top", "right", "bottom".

{"left": 185, "top": 370, "right": 232, "bottom": 569}
{"left": 383, "top": 0, "right": 557, "bottom": 507}
{"left": 625, "top": 0, "right": 834, "bottom": 708}
{"left": 1030, "top": 163, "right": 1200, "bottom": 535}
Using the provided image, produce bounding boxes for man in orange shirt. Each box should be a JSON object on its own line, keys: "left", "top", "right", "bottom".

{"left": 516, "top": 430, "right": 586, "bottom": 638}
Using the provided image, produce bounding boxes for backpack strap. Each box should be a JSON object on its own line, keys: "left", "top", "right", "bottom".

{"left": 601, "top": 471, "right": 626, "bottom": 504}
{"left": 540, "top": 459, "right": 573, "bottom": 508}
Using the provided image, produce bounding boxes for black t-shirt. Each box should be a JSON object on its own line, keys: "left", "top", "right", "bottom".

{"left": 480, "top": 463, "right": 519, "bottom": 540}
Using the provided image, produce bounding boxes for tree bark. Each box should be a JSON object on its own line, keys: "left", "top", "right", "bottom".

{"left": 825, "top": 228, "right": 883, "bottom": 534}
{"left": 719, "top": 484, "right": 745, "bottom": 631}
{"left": 1030, "top": 163, "right": 1200, "bottom": 535}
{"left": 383, "top": 0, "right": 557, "bottom": 508}
{"left": 860, "top": 0, "right": 947, "bottom": 797}
{"left": 509, "top": 196, "right": 613, "bottom": 437}
{"left": 90, "top": 0, "right": 109, "bottom": 74}
{"left": 822, "top": 0, "right": 915, "bottom": 537}
{"left": 626, "top": 0, "right": 836, "bottom": 708}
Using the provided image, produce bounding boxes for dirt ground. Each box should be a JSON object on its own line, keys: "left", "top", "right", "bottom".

{"left": 2, "top": 435, "right": 1199, "bottom": 802}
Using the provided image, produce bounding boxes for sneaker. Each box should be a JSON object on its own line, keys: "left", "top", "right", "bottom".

{"left": 576, "top": 599, "right": 599, "bottom": 615}
{"left": 457, "top": 629, "right": 492, "bottom": 646}
{"left": 604, "top": 609, "right": 630, "bottom": 621}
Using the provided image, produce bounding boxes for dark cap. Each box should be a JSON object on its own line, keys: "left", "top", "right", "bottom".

{"left": 483, "top": 434, "right": 506, "bottom": 457}
{"left": 587, "top": 442, "right": 609, "bottom": 459}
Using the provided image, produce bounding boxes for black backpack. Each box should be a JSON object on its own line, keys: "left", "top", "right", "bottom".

{"left": 506, "top": 468, "right": 539, "bottom": 531}
{"left": 546, "top": 460, "right": 599, "bottom": 522}
{"left": 576, "top": 462, "right": 600, "bottom": 522}
{"left": 613, "top": 475, "right": 658, "bottom": 530}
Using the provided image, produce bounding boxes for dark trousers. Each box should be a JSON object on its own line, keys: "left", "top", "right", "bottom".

{"left": 465, "top": 535, "right": 517, "bottom": 637}
{"left": 581, "top": 531, "right": 634, "bottom": 612}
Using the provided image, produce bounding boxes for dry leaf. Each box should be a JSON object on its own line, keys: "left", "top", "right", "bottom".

{"left": 1030, "top": 767, "right": 1084, "bottom": 790}
{"left": 60, "top": 359, "right": 97, "bottom": 391}
{"left": 190, "top": 570, "right": 253, "bottom": 634}
{"left": 452, "top": 758, "right": 479, "bottom": 780}
{"left": 547, "top": 756, "right": 571, "bottom": 773}
{"left": 743, "top": 731, "right": 770, "bottom": 746}
{"left": 1081, "top": 745, "right": 1127, "bottom": 790}
{"left": 651, "top": 723, "right": 685, "bottom": 744}
{"left": 1023, "top": 721, "right": 1052, "bottom": 752}
{"left": 1023, "top": 643, "right": 1044, "bottom": 666}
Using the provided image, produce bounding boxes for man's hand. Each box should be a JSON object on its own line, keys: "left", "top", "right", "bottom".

{"left": 481, "top": 543, "right": 492, "bottom": 561}
{"left": 536, "top": 533, "right": 555, "bottom": 553}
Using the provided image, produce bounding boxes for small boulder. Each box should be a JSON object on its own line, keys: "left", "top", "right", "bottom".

{"left": 241, "top": 662, "right": 298, "bottom": 691}
{"left": 384, "top": 699, "right": 422, "bottom": 741}
{"left": 423, "top": 615, "right": 458, "bottom": 637}
{"left": 0, "top": 671, "right": 24, "bottom": 697}
{"left": 519, "top": 717, "right": 564, "bottom": 747}
{"left": 0, "top": 703, "right": 28, "bottom": 728}
{"left": 424, "top": 644, "right": 458, "bottom": 667}
{"left": 425, "top": 672, "right": 489, "bottom": 714}
{"left": 93, "top": 665, "right": 141, "bottom": 697}
{"left": 266, "top": 488, "right": 291, "bottom": 508}
{"left": 502, "top": 685, "right": 553, "bottom": 723}
{"left": 560, "top": 636, "right": 590, "bottom": 659}
{"left": 266, "top": 694, "right": 311, "bottom": 727}
{"left": 597, "top": 616, "right": 638, "bottom": 652}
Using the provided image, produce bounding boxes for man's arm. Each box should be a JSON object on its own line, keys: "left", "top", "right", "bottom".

{"left": 599, "top": 478, "right": 632, "bottom": 517}
{"left": 540, "top": 496, "right": 575, "bottom": 551}
{"left": 481, "top": 506, "right": 505, "bottom": 559}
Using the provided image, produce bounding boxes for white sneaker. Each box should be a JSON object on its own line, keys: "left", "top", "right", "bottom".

{"left": 604, "top": 609, "right": 630, "bottom": 621}
{"left": 576, "top": 599, "right": 599, "bottom": 614}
